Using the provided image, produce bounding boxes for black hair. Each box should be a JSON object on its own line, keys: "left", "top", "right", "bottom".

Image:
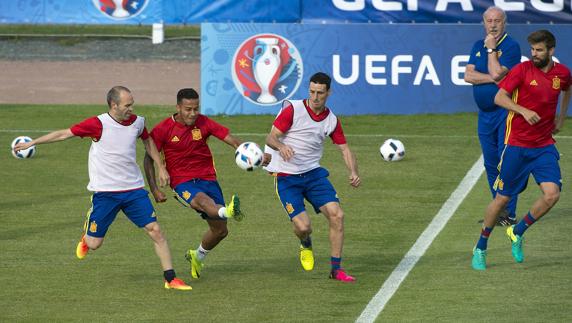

{"left": 309, "top": 72, "right": 331, "bottom": 90}
{"left": 177, "top": 88, "right": 199, "bottom": 104}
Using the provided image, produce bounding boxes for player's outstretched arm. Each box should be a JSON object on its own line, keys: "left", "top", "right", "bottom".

{"left": 554, "top": 89, "right": 571, "bottom": 134}
{"left": 337, "top": 143, "right": 360, "bottom": 188}
{"left": 13, "top": 129, "right": 74, "bottom": 152}
{"left": 222, "top": 133, "right": 242, "bottom": 149}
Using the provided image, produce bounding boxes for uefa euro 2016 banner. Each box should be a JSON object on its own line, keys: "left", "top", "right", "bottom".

{"left": 1, "top": 0, "right": 570, "bottom": 24}
{"left": 201, "top": 23, "right": 572, "bottom": 115}
{"left": 303, "top": 0, "right": 572, "bottom": 23}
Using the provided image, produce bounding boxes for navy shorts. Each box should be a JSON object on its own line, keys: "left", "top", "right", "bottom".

{"left": 495, "top": 144, "right": 562, "bottom": 196}
{"left": 275, "top": 167, "right": 339, "bottom": 220}
{"left": 86, "top": 188, "right": 156, "bottom": 238}
{"left": 174, "top": 179, "right": 225, "bottom": 220}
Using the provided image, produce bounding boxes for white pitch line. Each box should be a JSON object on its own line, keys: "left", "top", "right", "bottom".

{"left": 2, "top": 129, "right": 571, "bottom": 140}
{"left": 0, "top": 129, "right": 477, "bottom": 138}
{"left": 356, "top": 155, "right": 485, "bottom": 323}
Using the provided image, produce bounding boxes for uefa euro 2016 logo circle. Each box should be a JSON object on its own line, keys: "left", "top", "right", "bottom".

{"left": 232, "top": 34, "right": 303, "bottom": 106}
{"left": 93, "top": 0, "right": 149, "bottom": 20}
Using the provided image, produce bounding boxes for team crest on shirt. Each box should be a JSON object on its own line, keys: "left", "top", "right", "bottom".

{"left": 497, "top": 50, "right": 503, "bottom": 58}
{"left": 192, "top": 129, "right": 202, "bottom": 140}
{"left": 171, "top": 136, "right": 180, "bottom": 142}
{"left": 89, "top": 221, "right": 98, "bottom": 233}
{"left": 476, "top": 52, "right": 481, "bottom": 57}
{"left": 530, "top": 80, "right": 538, "bottom": 86}
{"left": 285, "top": 203, "right": 294, "bottom": 214}
{"left": 553, "top": 77, "right": 561, "bottom": 90}
{"left": 182, "top": 191, "right": 192, "bottom": 201}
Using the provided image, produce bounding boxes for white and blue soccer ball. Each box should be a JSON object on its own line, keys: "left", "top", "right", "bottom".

{"left": 235, "top": 142, "right": 263, "bottom": 171}
{"left": 380, "top": 138, "right": 405, "bottom": 162}
{"left": 11, "top": 136, "right": 36, "bottom": 159}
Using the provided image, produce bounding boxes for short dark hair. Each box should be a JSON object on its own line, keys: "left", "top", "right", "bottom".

{"left": 106, "top": 86, "right": 130, "bottom": 107}
{"left": 527, "top": 30, "right": 556, "bottom": 49}
{"left": 177, "top": 88, "right": 199, "bottom": 104}
{"left": 309, "top": 72, "right": 331, "bottom": 90}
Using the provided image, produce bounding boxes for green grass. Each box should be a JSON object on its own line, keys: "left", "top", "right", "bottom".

{"left": 1, "top": 105, "right": 571, "bottom": 322}
{"left": 0, "top": 24, "right": 200, "bottom": 38}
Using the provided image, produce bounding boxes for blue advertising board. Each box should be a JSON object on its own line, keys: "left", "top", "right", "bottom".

{"left": 302, "top": 0, "right": 572, "bottom": 24}
{"left": 0, "top": 0, "right": 300, "bottom": 24}
{"left": 1, "top": 0, "right": 570, "bottom": 24}
{"left": 201, "top": 23, "right": 572, "bottom": 115}
{"left": 0, "top": 0, "right": 161, "bottom": 25}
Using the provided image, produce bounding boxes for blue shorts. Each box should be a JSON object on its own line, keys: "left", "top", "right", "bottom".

{"left": 86, "top": 188, "right": 156, "bottom": 238}
{"left": 495, "top": 144, "right": 562, "bottom": 197}
{"left": 174, "top": 179, "right": 225, "bottom": 220}
{"left": 275, "top": 167, "right": 339, "bottom": 220}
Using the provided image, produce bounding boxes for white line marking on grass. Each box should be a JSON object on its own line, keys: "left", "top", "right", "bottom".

{"left": 0, "top": 129, "right": 57, "bottom": 133}
{"left": 355, "top": 155, "right": 485, "bottom": 323}
{"left": 1, "top": 129, "right": 572, "bottom": 140}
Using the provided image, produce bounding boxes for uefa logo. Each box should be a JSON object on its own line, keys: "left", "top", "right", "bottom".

{"left": 92, "top": 0, "right": 149, "bottom": 20}
{"left": 232, "top": 33, "right": 303, "bottom": 106}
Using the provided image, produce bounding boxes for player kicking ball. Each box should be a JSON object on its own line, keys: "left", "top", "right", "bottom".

{"left": 14, "top": 86, "right": 191, "bottom": 290}
{"left": 265, "top": 72, "right": 360, "bottom": 282}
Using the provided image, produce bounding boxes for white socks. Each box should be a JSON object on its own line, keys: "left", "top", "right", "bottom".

{"left": 197, "top": 244, "right": 210, "bottom": 262}
{"left": 218, "top": 206, "right": 227, "bottom": 219}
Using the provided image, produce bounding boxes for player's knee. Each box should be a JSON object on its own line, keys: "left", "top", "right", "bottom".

{"left": 330, "top": 209, "right": 344, "bottom": 224}
{"left": 145, "top": 222, "right": 166, "bottom": 242}
{"left": 544, "top": 190, "right": 560, "bottom": 207}
{"left": 214, "top": 226, "right": 229, "bottom": 240}
{"left": 191, "top": 193, "right": 212, "bottom": 209}
{"left": 494, "top": 193, "right": 511, "bottom": 207}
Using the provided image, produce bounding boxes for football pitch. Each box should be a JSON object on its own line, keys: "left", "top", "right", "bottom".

{"left": 1, "top": 105, "right": 571, "bottom": 322}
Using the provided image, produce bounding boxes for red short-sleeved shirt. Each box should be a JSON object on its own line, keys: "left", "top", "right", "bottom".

{"left": 499, "top": 61, "right": 570, "bottom": 147}
{"left": 150, "top": 114, "right": 229, "bottom": 188}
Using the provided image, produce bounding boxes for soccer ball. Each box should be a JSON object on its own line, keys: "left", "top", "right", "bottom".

{"left": 235, "top": 142, "right": 263, "bottom": 171}
{"left": 11, "top": 136, "right": 36, "bottom": 159}
{"left": 379, "top": 138, "right": 405, "bottom": 162}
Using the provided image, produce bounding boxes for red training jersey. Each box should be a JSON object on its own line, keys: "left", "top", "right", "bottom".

{"left": 150, "top": 114, "right": 229, "bottom": 188}
{"left": 499, "top": 60, "right": 570, "bottom": 148}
